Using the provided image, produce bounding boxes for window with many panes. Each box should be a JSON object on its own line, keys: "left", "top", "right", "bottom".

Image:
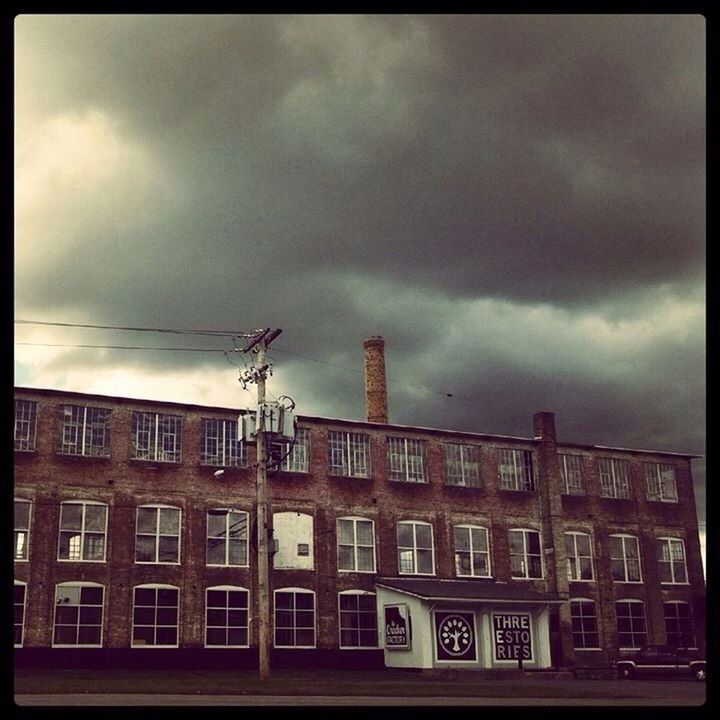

{"left": 663, "top": 601, "right": 696, "bottom": 648}
{"left": 53, "top": 582, "right": 104, "bottom": 647}
{"left": 645, "top": 463, "right": 678, "bottom": 502}
{"left": 132, "top": 585, "right": 179, "bottom": 647}
{"left": 387, "top": 437, "right": 426, "bottom": 483}
{"left": 131, "top": 411, "right": 181, "bottom": 462}
{"left": 328, "top": 430, "right": 370, "bottom": 478}
{"left": 598, "top": 458, "right": 631, "bottom": 499}
{"left": 206, "top": 509, "right": 248, "bottom": 566}
{"left": 657, "top": 538, "right": 688, "bottom": 584}
{"left": 58, "top": 501, "right": 107, "bottom": 562}
{"left": 14, "top": 582, "right": 26, "bottom": 647}
{"left": 338, "top": 591, "right": 378, "bottom": 648}
{"left": 444, "top": 443, "right": 481, "bottom": 487}
{"left": 565, "top": 532, "right": 594, "bottom": 581}
{"left": 14, "top": 498, "right": 31, "bottom": 561}
{"left": 135, "top": 505, "right": 181, "bottom": 564}
{"left": 278, "top": 427, "right": 310, "bottom": 472}
{"left": 337, "top": 517, "right": 376, "bottom": 573}
{"left": 616, "top": 600, "right": 647, "bottom": 649}
{"left": 14, "top": 399, "right": 37, "bottom": 451}
{"left": 497, "top": 448, "right": 534, "bottom": 491}
{"left": 205, "top": 586, "right": 249, "bottom": 647}
{"left": 609, "top": 534, "right": 642, "bottom": 582}
{"left": 570, "top": 599, "right": 600, "bottom": 649}
{"left": 509, "top": 529, "right": 542, "bottom": 578}
{"left": 559, "top": 454, "right": 584, "bottom": 495}
{"left": 201, "top": 418, "right": 246, "bottom": 467}
{"left": 397, "top": 521, "right": 435, "bottom": 575}
{"left": 454, "top": 525, "right": 491, "bottom": 577}
{"left": 57, "top": 405, "right": 111, "bottom": 456}
{"left": 274, "top": 589, "right": 316, "bottom": 648}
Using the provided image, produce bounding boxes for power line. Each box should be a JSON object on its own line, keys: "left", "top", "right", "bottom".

{"left": 15, "top": 319, "right": 264, "bottom": 338}
{"left": 15, "top": 342, "right": 225, "bottom": 352}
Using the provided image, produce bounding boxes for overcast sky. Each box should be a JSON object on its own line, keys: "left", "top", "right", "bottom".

{"left": 14, "top": 14, "right": 705, "bottom": 543}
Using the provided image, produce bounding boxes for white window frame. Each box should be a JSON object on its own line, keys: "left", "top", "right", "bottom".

{"left": 453, "top": 524, "right": 491, "bottom": 578}
{"left": 328, "top": 430, "right": 370, "bottom": 478}
{"left": 570, "top": 598, "right": 601, "bottom": 650}
{"left": 205, "top": 585, "right": 250, "bottom": 648}
{"left": 663, "top": 601, "right": 697, "bottom": 649}
{"left": 598, "top": 458, "right": 632, "bottom": 499}
{"left": 14, "top": 399, "right": 38, "bottom": 451}
{"left": 396, "top": 520, "right": 435, "bottom": 575}
{"left": 609, "top": 534, "right": 642, "bottom": 583}
{"left": 131, "top": 411, "right": 181, "bottom": 463}
{"left": 57, "top": 404, "right": 111, "bottom": 457}
{"left": 337, "top": 517, "right": 376, "bottom": 573}
{"left": 135, "top": 504, "right": 181, "bottom": 565}
{"left": 280, "top": 427, "right": 310, "bottom": 473}
{"left": 645, "top": 463, "right": 678, "bottom": 503}
{"left": 509, "top": 528, "right": 543, "bottom": 579}
{"left": 615, "top": 599, "right": 647, "bottom": 650}
{"left": 14, "top": 580, "right": 27, "bottom": 648}
{"left": 338, "top": 590, "right": 379, "bottom": 649}
{"left": 657, "top": 537, "right": 688, "bottom": 585}
{"left": 559, "top": 454, "right": 584, "bottom": 495}
{"left": 131, "top": 584, "right": 180, "bottom": 648}
{"left": 200, "top": 418, "right": 246, "bottom": 467}
{"left": 273, "top": 587, "right": 316, "bottom": 648}
{"left": 52, "top": 581, "right": 105, "bottom": 648}
{"left": 206, "top": 508, "right": 249, "bottom": 567}
{"left": 497, "top": 448, "right": 535, "bottom": 491}
{"left": 387, "top": 437, "right": 427, "bottom": 483}
{"left": 14, "top": 497, "right": 31, "bottom": 562}
{"left": 57, "top": 500, "right": 108, "bottom": 562}
{"left": 443, "top": 443, "right": 482, "bottom": 487}
{"left": 565, "top": 531, "right": 595, "bottom": 581}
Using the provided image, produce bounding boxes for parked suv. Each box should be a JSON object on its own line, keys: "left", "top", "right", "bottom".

{"left": 613, "top": 645, "right": 706, "bottom": 681}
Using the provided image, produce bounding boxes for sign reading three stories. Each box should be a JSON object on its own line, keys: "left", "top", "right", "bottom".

{"left": 492, "top": 613, "right": 533, "bottom": 661}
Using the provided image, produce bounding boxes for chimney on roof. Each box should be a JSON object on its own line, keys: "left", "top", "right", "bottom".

{"left": 363, "top": 336, "right": 388, "bottom": 423}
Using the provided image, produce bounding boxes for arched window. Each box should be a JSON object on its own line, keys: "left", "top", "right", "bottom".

{"left": 338, "top": 590, "right": 378, "bottom": 648}
{"left": 663, "top": 601, "right": 696, "bottom": 648}
{"left": 206, "top": 509, "right": 248, "bottom": 566}
{"left": 509, "top": 528, "right": 542, "bottom": 579}
{"left": 337, "top": 517, "right": 376, "bottom": 573}
{"left": 396, "top": 521, "right": 435, "bottom": 575}
{"left": 132, "top": 584, "right": 179, "bottom": 647}
{"left": 615, "top": 599, "right": 647, "bottom": 649}
{"left": 14, "top": 498, "right": 31, "bottom": 561}
{"left": 205, "top": 585, "right": 249, "bottom": 648}
{"left": 53, "top": 582, "right": 104, "bottom": 647}
{"left": 58, "top": 500, "right": 108, "bottom": 562}
{"left": 274, "top": 587, "right": 315, "bottom": 648}
{"left": 135, "top": 504, "right": 181, "bottom": 564}
{"left": 565, "top": 531, "right": 594, "bottom": 581}
{"left": 14, "top": 581, "right": 26, "bottom": 647}
{"left": 453, "top": 525, "right": 491, "bottom": 577}
{"left": 657, "top": 537, "right": 688, "bottom": 584}
{"left": 609, "top": 534, "right": 642, "bottom": 583}
{"left": 569, "top": 598, "right": 600, "bottom": 649}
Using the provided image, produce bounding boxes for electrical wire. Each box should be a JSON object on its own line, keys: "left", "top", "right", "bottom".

{"left": 15, "top": 319, "right": 265, "bottom": 338}
{"left": 16, "top": 342, "right": 224, "bottom": 352}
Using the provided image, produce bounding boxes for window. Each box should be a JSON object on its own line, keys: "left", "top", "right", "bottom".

{"left": 274, "top": 589, "right": 315, "bottom": 648}
{"left": 454, "top": 525, "right": 491, "bottom": 577}
{"left": 135, "top": 505, "right": 181, "bottom": 564}
{"left": 278, "top": 427, "right": 310, "bottom": 472}
{"left": 497, "top": 449, "right": 534, "bottom": 491}
{"left": 337, "top": 517, "right": 376, "bottom": 573}
{"left": 201, "top": 418, "right": 246, "bottom": 467}
{"left": 559, "top": 454, "right": 584, "bottom": 495}
{"left": 328, "top": 430, "right": 370, "bottom": 477}
{"left": 387, "top": 437, "right": 426, "bottom": 483}
{"left": 609, "top": 534, "right": 642, "bottom": 582}
{"left": 565, "top": 532, "right": 594, "bottom": 581}
{"left": 53, "top": 582, "right": 104, "bottom": 647}
{"left": 58, "top": 501, "right": 107, "bottom": 561}
{"left": 205, "top": 586, "right": 249, "bottom": 647}
{"left": 57, "top": 405, "right": 111, "bottom": 457}
{"left": 444, "top": 443, "right": 481, "bottom": 487}
{"left": 509, "top": 529, "right": 542, "bottom": 579}
{"left": 616, "top": 600, "right": 647, "bottom": 649}
{"left": 339, "top": 591, "right": 378, "bottom": 648}
{"left": 657, "top": 538, "right": 688, "bottom": 584}
{"left": 14, "top": 498, "right": 31, "bottom": 561}
{"left": 570, "top": 599, "right": 600, "bottom": 649}
{"left": 14, "top": 399, "right": 37, "bottom": 451}
{"left": 206, "top": 509, "right": 248, "bottom": 566}
{"left": 645, "top": 463, "right": 678, "bottom": 503}
{"left": 598, "top": 458, "right": 631, "bottom": 499}
{"left": 664, "top": 601, "right": 696, "bottom": 648}
{"left": 14, "top": 582, "right": 26, "bottom": 647}
{"left": 397, "top": 521, "right": 435, "bottom": 575}
{"left": 131, "top": 411, "right": 181, "bottom": 462}
{"left": 132, "top": 585, "right": 179, "bottom": 647}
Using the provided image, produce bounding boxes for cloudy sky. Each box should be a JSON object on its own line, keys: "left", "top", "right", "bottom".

{"left": 14, "top": 14, "right": 705, "bottom": 543}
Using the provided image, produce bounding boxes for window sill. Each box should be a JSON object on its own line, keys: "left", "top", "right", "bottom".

{"left": 55, "top": 452, "right": 111, "bottom": 461}
{"left": 328, "top": 473, "right": 372, "bottom": 481}
{"left": 388, "top": 478, "right": 429, "bottom": 485}
{"left": 129, "top": 458, "right": 182, "bottom": 467}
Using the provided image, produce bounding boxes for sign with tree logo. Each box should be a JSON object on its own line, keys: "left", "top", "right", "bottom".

{"left": 435, "top": 612, "right": 476, "bottom": 661}
{"left": 384, "top": 604, "right": 411, "bottom": 650}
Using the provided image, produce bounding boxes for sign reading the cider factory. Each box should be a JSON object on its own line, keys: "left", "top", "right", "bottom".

{"left": 492, "top": 613, "right": 533, "bottom": 661}
{"left": 435, "top": 612, "right": 476, "bottom": 661}
{"left": 384, "top": 604, "right": 411, "bottom": 650}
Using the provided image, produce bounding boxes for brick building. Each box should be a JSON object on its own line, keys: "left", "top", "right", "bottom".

{"left": 13, "top": 337, "right": 704, "bottom": 672}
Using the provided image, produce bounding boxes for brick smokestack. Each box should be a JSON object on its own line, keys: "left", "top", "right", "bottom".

{"left": 363, "top": 336, "right": 388, "bottom": 423}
